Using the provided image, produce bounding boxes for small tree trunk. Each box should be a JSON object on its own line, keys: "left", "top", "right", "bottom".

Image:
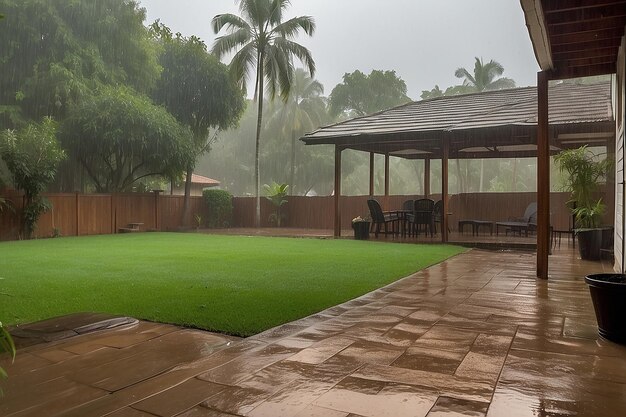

{"left": 181, "top": 165, "right": 193, "bottom": 227}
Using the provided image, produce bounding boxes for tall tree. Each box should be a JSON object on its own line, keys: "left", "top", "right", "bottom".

{"left": 329, "top": 70, "right": 411, "bottom": 118}
{"left": 212, "top": 0, "right": 316, "bottom": 227}
{"left": 62, "top": 86, "right": 194, "bottom": 192}
{"left": 151, "top": 23, "right": 245, "bottom": 223}
{"left": 0, "top": 0, "right": 160, "bottom": 128}
{"left": 454, "top": 57, "right": 516, "bottom": 92}
{"left": 267, "top": 69, "right": 326, "bottom": 194}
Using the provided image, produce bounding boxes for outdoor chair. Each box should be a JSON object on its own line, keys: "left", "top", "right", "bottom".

{"left": 433, "top": 200, "right": 445, "bottom": 234}
{"left": 367, "top": 199, "right": 399, "bottom": 238}
{"left": 408, "top": 198, "right": 435, "bottom": 237}
{"left": 495, "top": 202, "right": 537, "bottom": 237}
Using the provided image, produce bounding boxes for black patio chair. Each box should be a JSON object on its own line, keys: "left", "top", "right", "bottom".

{"left": 495, "top": 202, "right": 537, "bottom": 237}
{"left": 433, "top": 200, "right": 443, "bottom": 234}
{"left": 408, "top": 198, "right": 435, "bottom": 237}
{"left": 367, "top": 199, "right": 399, "bottom": 238}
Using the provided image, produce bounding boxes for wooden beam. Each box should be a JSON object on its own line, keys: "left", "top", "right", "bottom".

{"left": 551, "top": 27, "right": 624, "bottom": 45}
{"left": 537, "top": 71, "right": 550, "bottom": 279}
{"left": 548, "top": 62, "right": 617, "bottom": 79}
{"left": 552, "top": 37, "right": 622, "bottom": 53}
{"left": 548, "top": 15, "right": 626, "bottom": 36}
{"left": 552, "top": 46, "right": 619, "bottom": 61}
{"left": 384, "top": 153, "right": 390, "bottom": 210}
{"left": 424, "top": 158, "right": 431, "bottom": 198}
{"left": 334, "top": 146, "right": 342, "bottom": 237}
{"left": 545, "top": 3, "right": 626, "bottom": 25}
{"left": 442, "top": 138, "right": 449, "bottom": 243}
{"left": 369, "top": 152, "right": 375, "bottom": 196}
{"left": 543, "top": 0, "right": 626, "bottom": 14}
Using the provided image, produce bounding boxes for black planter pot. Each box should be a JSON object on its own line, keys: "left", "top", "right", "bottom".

{"left": 585, "top": 273, "right": 626, "bottom": 344}
{"left": 352, "top": 221, "right": 370, "bottom": 240}
{"left": 577, "top": 228, "right": 602, "bottom": 260}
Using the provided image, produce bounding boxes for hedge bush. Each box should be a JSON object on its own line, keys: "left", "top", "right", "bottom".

{"left": 203, "top": 189, "right": 233, "bottom": 228}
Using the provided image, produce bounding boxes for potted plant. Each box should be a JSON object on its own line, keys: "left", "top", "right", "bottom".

{"left": 263, "top": 182, "right": 288, "bottom": 227}
{"left": 352, "top": 215, "right": 370, "bottom": 240}
{"left": 554, "top": 146, "right": 611, "bottom": 260}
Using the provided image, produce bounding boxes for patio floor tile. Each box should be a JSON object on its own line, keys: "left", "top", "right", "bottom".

{"left": 1, "top": 248, "right": 625, "bottom": 416}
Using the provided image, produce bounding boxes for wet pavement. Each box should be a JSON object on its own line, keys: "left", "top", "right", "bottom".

{"left": 1, "top": 248, "right": 625, "bottom": 416}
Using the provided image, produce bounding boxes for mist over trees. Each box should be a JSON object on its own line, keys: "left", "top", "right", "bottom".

{"left": 0, "top": 0, "right": 543, "bottom": 200}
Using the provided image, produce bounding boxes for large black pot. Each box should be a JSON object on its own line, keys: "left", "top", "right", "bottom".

{"left": 577, "top": 228, "right": 602, "bottom": 260}
{"left": 352, "top": 221, "right": 370, "bottom": 240}
{"left": 585, "top": 273, "right": 626, "bottom": 344}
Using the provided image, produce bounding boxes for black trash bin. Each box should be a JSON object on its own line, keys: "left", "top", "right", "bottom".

{"left": 353, "top": 221, "right": 370, "bottom": 240}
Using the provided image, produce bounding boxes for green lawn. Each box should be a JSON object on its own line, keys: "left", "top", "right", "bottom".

{"left": 0, "top": 233, "right": 465, "bottom": 336}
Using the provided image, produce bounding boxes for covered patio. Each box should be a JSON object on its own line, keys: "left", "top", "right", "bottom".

{"left": 302, "top": 79, "right": 615, "bottom": 277}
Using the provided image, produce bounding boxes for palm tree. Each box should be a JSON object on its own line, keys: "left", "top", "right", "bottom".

{"left": 212, "top": 0, "right": 315, "bottom": 226}
{"left": 454, "top": 57, "right": 515, "bottom": 92}
{"left": 268, "top": 68, "right": 326, "bottom": 194}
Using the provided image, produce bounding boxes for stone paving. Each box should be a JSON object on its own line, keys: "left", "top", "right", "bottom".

{"left": 1, "top": 249, "right": 626, "bottom": 416}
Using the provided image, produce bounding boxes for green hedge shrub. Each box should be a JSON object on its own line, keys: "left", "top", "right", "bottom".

{"left": 203, "top": 189, "right": 233, "bottom": 228}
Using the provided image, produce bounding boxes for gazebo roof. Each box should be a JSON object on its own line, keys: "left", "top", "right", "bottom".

{"left": 301, "top": 81, "right": 614, "bottom": 160}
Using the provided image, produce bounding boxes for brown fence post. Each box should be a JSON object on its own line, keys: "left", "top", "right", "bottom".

{"left": 153, "top": 189, "right": 161, "bottom": 231}
{"left": 75, "top": 192, "right": 80, "bottom": 236}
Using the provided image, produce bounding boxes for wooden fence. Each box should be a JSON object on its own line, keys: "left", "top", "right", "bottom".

{"left": 0, "top": 190, "right": 613, "bottom": 240}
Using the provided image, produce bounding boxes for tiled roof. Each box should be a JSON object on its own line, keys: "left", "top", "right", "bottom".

{"left": 302, "top": 82, "right": 613, "bottom": 144}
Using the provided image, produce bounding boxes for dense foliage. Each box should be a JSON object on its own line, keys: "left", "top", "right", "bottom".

{"left": 61, "top": 86, "right": 194, "bottom": 192}
{"left": 203, "top": 189, "right": 233, "bottom": 228}
{"left": 0, "top": 117, "right": 65, "bottom": 237}
{"left": 0, "top": 0, "right": 159, "bottom": 128}
{"left": 329, "top": 70, "right": 411, "bottom": 118}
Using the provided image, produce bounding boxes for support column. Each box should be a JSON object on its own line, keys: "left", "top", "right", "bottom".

{"left": 537, "top": 70, "right": 550, "bottom": 279}
{"left": 369, "top": 152, "right": 375, "bottom": 196}
{"left": 334, "top": 145, "right": 342, "bottom": 237}
{"left": 384, "top": 153, "right": 390, "bottom": 209}
{"left": 424, "top": 158, "right": 431, "bottom": 198}
{"left": 442, "top": 139, "right": 449, "bottom": 243}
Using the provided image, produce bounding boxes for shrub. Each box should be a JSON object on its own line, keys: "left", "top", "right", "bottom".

{"left": 203, "top": 189, "right": 233, "bottom": 228}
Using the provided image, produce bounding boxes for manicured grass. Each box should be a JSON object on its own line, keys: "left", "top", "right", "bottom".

{"left": 0, "top": 233, "right": 465, "bottom": 336}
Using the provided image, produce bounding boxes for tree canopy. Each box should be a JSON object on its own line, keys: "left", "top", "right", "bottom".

{"left": 329, "top": 70, "right": 411, "bottom": 118}
{"left": 62, "top": 86, "right": 194, "bottom": 192}
{"left": 454, "top": 57, "right": 516, "bottom": 92}
{"left": 0, "top": 0, "right": 160, "bottom": 128}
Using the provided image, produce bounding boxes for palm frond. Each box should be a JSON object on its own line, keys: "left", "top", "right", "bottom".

{"left": 229, "top": 42, "right": 258, "bottom": 94}
{"left": 272, "top": 16, "right": 316, "bottom": 39}
{"left": 269, "top": 0, "right": 291, "bottom": 26}
{"left": 211, "top": 28, "right": 252, "bottom": 59}
{"left": 273, "top": 37, "right": 315, "bottom": 77}
{"left": 454, "top": 67, "right": 475, "bottom": 86}
{"left": 211, "top": 13, "right": 250, "bottom": 34}
{"left": 264, "top": 43, "right": 294, "bottom": 101}
{"left": 487, "top": 77, "right": 516, "bottom": 90}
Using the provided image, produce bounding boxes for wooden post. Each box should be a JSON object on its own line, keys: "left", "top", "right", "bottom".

{"left": 110, "top": 194, "right": 115, "bottom": 234}
{"left": 442, "top": 138, "right": 449, "bottom": 243}
{"left": 153, "top": 190, "right": 161, "bottom": 231}
{"left": 384, "top": 153, "right": 390, "bottom": 209}
{"left": 424, "top": 158, "right": 431, "bottom": 198}
{"left": 75, "top": 192, "right": 80, "bottom": 236}
{"left": 334, "top": 145, "right": 342, "bottom": 237}
{"left": 369, "top": 152, "right": 375, "bottom": 196}
{"left": 537, "top": 70, "right": 550, "bottom": 279}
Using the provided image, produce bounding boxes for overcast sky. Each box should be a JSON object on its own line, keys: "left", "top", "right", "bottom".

{"left": 138, "top": 0, "right": 540, "bottom": 99}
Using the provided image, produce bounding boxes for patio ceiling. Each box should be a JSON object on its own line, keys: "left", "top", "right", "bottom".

{"left": 521, "top": 0, "right": 626, "bottom": 78}
{"left": 301, "top": 82, "right": 614, "bottom": 160}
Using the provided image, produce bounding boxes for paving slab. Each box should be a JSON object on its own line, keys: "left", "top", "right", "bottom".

{"left": 1, "top": 249, "right": 625, "bottom": 416}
